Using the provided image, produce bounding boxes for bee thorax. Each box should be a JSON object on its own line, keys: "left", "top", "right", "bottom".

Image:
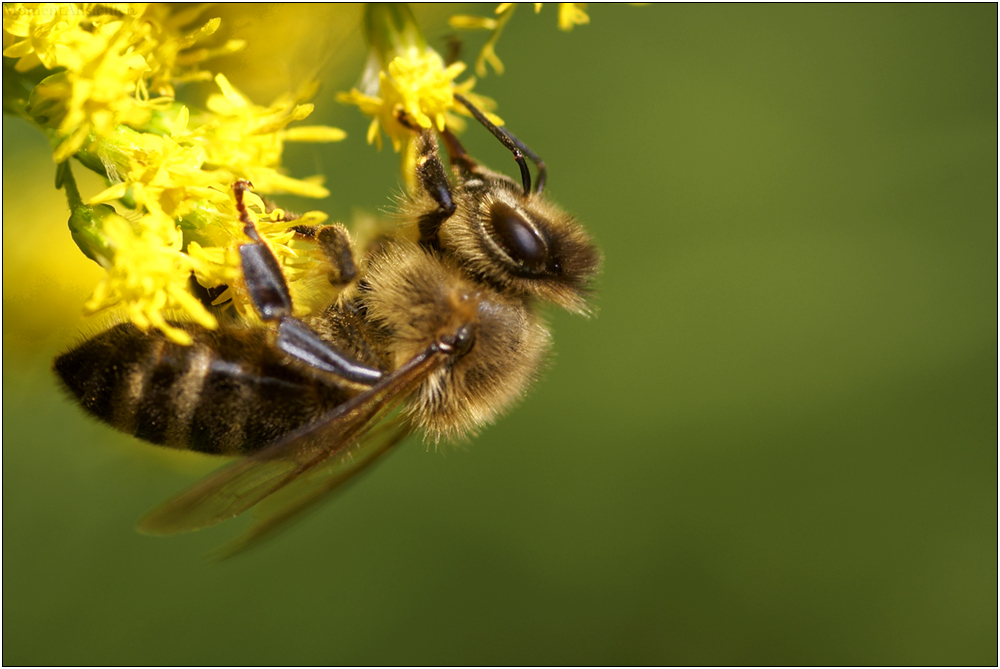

{"left": 363, "top": 242, "right": 551, "bottom": 441}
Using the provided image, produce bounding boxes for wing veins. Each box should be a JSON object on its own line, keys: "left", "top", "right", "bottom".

{"left": 213, "top": 415, "right": 413, "bottom": 559}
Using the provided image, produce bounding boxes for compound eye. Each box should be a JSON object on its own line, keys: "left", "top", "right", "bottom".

{"left": 488, "top": 202, "right": 548, "bottom": 272}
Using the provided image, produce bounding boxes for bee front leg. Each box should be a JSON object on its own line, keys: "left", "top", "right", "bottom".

{"left": 289, "top": 223, "right": 358, "bottom": 286}
{"left": 413, "top": 130, "right": 457, "bottom": 248}
{"left": 316, "top": 224, "right": 358, "bottom": 286}
{"left": 233, "top": 181, "right": 383, "bottom": 385}
{"left": 440, "top": 127, "right": 481, "bottom": 179}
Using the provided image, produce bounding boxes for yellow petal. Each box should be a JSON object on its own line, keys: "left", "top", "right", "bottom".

{"left": 448, "top": 15, "right": 497, "bottom": 30}
{"left": 214, "top": 73, "right": 247, "bottom": 110}
{"left": 88, "top": 181, "right": 130, "bottom": 205}
{"left": 281, "top": 126, "right": 347, "bottom": 142}
{"left": 171, "top": 106, "right": 190, "bottom": 136}
{"left": 53, "top": 125, "right": 92, "bottom": 163}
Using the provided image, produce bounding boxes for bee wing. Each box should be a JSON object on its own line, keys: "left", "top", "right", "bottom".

{"left": 137, "top": 345, "right": 446, "bottom": 537}
{"left": 211, "top": 415, "right": 413, "bottom": 559}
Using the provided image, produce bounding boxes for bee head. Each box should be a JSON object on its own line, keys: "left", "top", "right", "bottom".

{"left": 441, "top": 173, "right": 602, "bottom": 315}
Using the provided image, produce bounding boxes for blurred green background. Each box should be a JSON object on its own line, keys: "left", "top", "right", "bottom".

{"left": 3, "top": 4, "right": 996, "bottom": 665}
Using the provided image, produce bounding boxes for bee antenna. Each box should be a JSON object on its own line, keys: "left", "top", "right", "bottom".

{"left": 453, "top": 93, "right": 547, "bottom": 195}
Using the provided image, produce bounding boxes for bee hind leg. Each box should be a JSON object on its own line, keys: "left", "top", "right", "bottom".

{"left": 233, "top": 181, "right": 383, "bottom": 385}
{"left": 234, "top": 180, "right": 293, "bottom": 321}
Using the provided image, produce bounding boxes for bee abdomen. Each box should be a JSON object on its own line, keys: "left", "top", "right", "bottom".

{"left": 54, "top": 323, "right": 355, "bottom": 455}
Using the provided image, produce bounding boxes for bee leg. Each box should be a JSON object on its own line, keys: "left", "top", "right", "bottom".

{"left": 287, "top": 224, "right": 357, "bottom": 286}
{"left": 233, "top": 181, "right": 383, "bottom": 385}
{"left": 413, "top": 130, "right": 457, "bottom": 248}
{"left": 316, "top": 224, "right": 357, "bottom": 286}
{"left": 440, "top": 127, "right": 480, "bottom": 178}
{"left": 274, "top": 318, "right": 383, "bottom": 384}
{"left": 453, "top": 93, "right": 547, "bottom": 194}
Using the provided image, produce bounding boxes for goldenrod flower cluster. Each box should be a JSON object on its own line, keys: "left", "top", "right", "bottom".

{"left": 336, "top": 2, "right": 590, "bottom": 165}
{"left": 4, "top": 3, "right": 246, "bottom": 161}
{"left": 3, "top": 3, "right": 343, "bottom": 344}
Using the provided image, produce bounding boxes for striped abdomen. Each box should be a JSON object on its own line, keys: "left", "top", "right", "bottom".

{"left": 54, "top": 323, "right": 362, "bottom": 455}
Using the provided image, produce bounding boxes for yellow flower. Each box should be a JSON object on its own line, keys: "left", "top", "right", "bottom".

{"left": 28, "top": 37, "right": 153, "bottom": 161}
{"left": 197, "top": 74, "right": 344, "bottom": 198}
{"left": 448, "top": 3, "right": 517, "bottom": 77}
{"left": 2, "top": 4, "right": 243, "bottom": 88}
{"left": 448, "top": 3, "right": 591, "bottom": 78}
{"left": 51, "top": 63, "right": 343, "bottom": 340}
{"left": 136, "top": 5, "right": 246, "bottom": 97}
{"left": 79, "top": 103, "right": 339, "bottom": 326}
{"left": 339, "top": 2, "right": 501, "bottom": 174}
{"left": 85, "top": 123, "right": 222, "bottom": 222}
{"left": 2, "top": 3, "right": 91, "bottom": 72}
{"left": 5, "top": 3, "right": 246, "bottom": 162}
{"left": 557, "top": 3, "right": 591, "bottom": 31}
{"left": 340, "top": 51, "right": 481, "bottom": 153}
{"left": 83, "top": 211, "right": 217, "bottom": 345}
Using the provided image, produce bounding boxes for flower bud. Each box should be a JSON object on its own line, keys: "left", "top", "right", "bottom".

{"left": 26, "top": 72, "right": 72, "bottom": 129}
{"left": 68, "top": 203, "right": 125, "bottom": 269}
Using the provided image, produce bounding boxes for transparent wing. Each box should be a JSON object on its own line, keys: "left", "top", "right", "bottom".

{"left": 137, "top": 345, "right": 445, "bottom": 537}
{"left": 212, "top": 415, "right": 413, "bottom": 559}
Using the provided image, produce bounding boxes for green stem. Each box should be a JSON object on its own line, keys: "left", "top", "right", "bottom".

{"left": 364, "top": 3, "right": 425, "bottom": 66}
{"left": 57, "top": 160, "right": 84, "bottom": 209}
{"left": 477, "top": 4, "right": 517, "bottom": 77}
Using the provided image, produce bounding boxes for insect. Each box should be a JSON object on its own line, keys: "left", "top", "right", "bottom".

{"left": 54, "top": 95, "right": 601, "bottom": 554}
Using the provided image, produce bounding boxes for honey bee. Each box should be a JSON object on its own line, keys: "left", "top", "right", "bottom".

{"left": 54, "top": 95, "right": 601, "bottom": 554}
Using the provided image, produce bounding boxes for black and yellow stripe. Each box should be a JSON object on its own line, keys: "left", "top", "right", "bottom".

{"left": 54, "top": 323, "right": 359, "bottom": 455}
